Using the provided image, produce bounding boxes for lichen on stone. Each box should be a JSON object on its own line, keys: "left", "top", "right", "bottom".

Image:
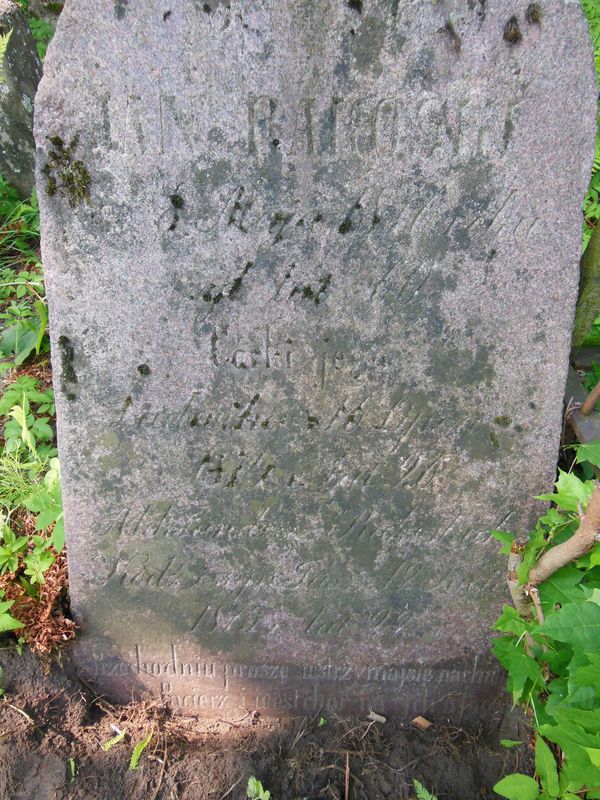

{"left": 42, "top": 134, "right": 91, "bottom": 207}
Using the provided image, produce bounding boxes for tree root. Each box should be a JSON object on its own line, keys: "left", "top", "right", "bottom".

{"left": 509, "top": 482, "right": 600, "bottom": 615}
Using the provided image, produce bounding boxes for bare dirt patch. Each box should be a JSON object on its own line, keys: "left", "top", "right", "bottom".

{"left": 0, "top": 646, "right": 530, "bottom": 800}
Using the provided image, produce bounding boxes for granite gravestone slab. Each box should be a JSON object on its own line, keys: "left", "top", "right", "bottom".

{"left": 35, "top": 0, "right": 595, "bottom": 717}
{"left": 0, "top": 0, "right": 41, "bottom": 198}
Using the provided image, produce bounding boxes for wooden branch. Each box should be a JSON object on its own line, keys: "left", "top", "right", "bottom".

{"left": 507, "top": 548, "right": 531, "bottom": 618}
{"left": 529, "top": 482, "right": 600, "bottom": 586}
{"left": 582, "top": 382, "right": 600, "bottom": 417}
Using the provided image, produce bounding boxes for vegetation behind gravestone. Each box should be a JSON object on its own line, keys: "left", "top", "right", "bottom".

{"left": 574, "top": 0, "right": 600, "bottom": 349}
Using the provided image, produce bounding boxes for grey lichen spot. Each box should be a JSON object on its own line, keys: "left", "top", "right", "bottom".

{"left": 42, "top": 135, "right": 91, "bottom": 207}
{"left": 426, "top": 344, "right": 495, "bottom": 388}
{"left": 503, "top": 16, "right": 523, "bottom": 44}
{"left": 503, "top": 113, "right": 514, "bottom": 150}
{"left": 351, "top": 17, "right": 386, "bottom": 76}
{"left": 439, "top": 16, "right": 462, "bottom": 52}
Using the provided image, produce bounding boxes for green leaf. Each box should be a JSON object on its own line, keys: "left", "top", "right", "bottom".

{"left": 538, "top": 566, "right": 585, "bottom": 612}
{"left": 33, "top": 300, "right": 47, "bottom": 354}
{"left": 129, "top": 731, "right": 153, "bottom": 770}
{"left": 412, "top": 780, "right": 438, "bottom": 800}
{"left": 102, "top": 730, "right": 126, "bottom": 751}
{"left": 493, "top": 773, "right": 540, "bottom": 800}
{"left": 535, "top": 737, "right": 559, "bottom": 797}
{"left": 247, "top": 776, "right": 271, "bottom": 800}
{"left": 493, "top": 636, "right": 545, "bottom": 704}
{"left": 494, "top": 605, "right": 534, "bottom": 637}
{"left": 584, "top": 746, "right": 600, "bottom": 767}
{"left": 8, "top": 402, "right": 36, "bottom": 455}
{"left": 492, "top": 530, "right": 516, "bottom": 554}
{"left": 52, "top": 517, "right": 64, "bottom": 553}
{"left": 536, "top": 470, "right": 594, "bottom": 512}
{"left": 500, "top": 739, "right": 522, "bottom": 748}
{"left": 0, "top": 599, "right": 23, "bottom": 633}
{"left": 575, "top": 439, "right": 600, "bottom": 469}
{"left": 541, "top": 601, "right": 600, "bottom": 653}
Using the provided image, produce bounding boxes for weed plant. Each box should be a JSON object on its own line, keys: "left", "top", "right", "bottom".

{"left": 493, "top": 441, "right": 600, "bottom": 799}
{"left": 0, "top": 174, "right": 63, "bottom": 641}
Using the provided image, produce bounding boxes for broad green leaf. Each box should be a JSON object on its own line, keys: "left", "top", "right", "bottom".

{"left": 588, "top": 588, "right": 600, "bottom": 607}
{"left": 539, "top": 566, "right": 585, "bottom": 611}
{"left": 535, "top": 737, "right": 559, "bottom": 796}
{"left": 575, "top": 439, "right": 600, "bottom": 468}
{"left": 541, "top": 601, "right": 600, "bottom": 653}
{"left": 494, "top": 605, "right": 534, "bottom": 637}
{"left": 492, "top": 530, "right": 516, "bottom": 554}
{"left": 494, "top": 637, "right": 545, "bottom": 703}
{"left": 0, "top": 598, "right": 23, "bottom": 633}
{"left": 33, "top": 300, "right": 47, "bottom": 354}
{"left": 573, "top": 654, "right": 600, "bottom": 689}
{"left": 536, "top": 470, "right": 594, "bottom": 512}
{"left": 8, "top": 402, "right": 35, "bottom": 454}
{"left": 493, "top": 773, "right": 540, "bottom": 800}
{"left": 584, "top": 747, "right": 600, "bottom": 767}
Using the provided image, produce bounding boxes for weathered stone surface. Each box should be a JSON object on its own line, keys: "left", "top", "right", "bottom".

{"left": 0, "top": 0, "right": 41, "bottom": 197}
{"left": 35, "top": 0, "right": 595, "bottom": 717}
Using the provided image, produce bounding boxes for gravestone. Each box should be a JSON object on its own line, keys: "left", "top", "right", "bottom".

{"left": 0, "top": 0, "right": 42, "bottom": 198}
{"left": 35, "top": 0, "right": 595, "bottom": 717}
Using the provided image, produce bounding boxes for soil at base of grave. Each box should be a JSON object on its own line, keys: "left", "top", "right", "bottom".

{"left": 0, "top": 647, "right": 531, "bottom": 800}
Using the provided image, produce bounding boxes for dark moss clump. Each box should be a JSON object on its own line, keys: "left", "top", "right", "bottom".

{"left": 58, "top": 335, "right": 77, "bottom": 398}
{"left": 42, "top": 135, "right": 91, "bottom": 208}
{"left": 114, "top": 0, "right": 127, "bottom": 19}
{"left": 489, "top": 431, "right": 500, "bottom": 448}
{"left": 493, "top": 415, "right": 512, "bottom": 428}
{"left": 338, "top": 217, "right": 353, "bottom": 234}
{"left": 503, "top": 16, "right": 522, "bottom": 44}
{"left": 347, "top": 0, "right": 362, "bottom": 11}
{"left": 228, "top": 261, "right": 254, "bottom": 300}
{"left": 137, "top": 364, "right": 151, "bottom": 376}
{"left": 290, "top": 274, "right": 332, "bottom": 306}
{"left": 170, "top": 193, "right": 184, "bottom": 209}
{"left": 525, "top": 3, "right": 542, "bottom": 24}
